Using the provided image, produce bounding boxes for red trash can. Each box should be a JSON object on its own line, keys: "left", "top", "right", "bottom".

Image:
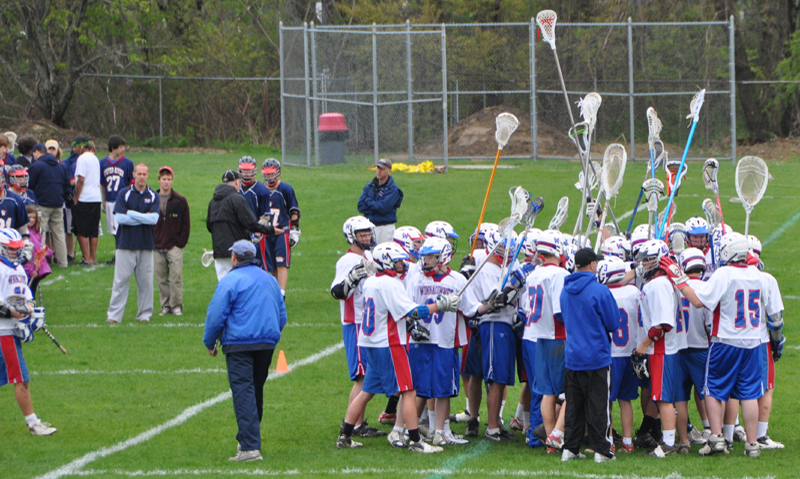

{"left": 319, "top": 113, "right": 349, "bottom": 165}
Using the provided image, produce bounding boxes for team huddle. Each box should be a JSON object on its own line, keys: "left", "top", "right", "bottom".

{"left": 330, "top": 211, "right": 786, "bottom": 459}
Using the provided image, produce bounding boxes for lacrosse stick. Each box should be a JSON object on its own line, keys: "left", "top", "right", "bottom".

{"left": 468, "top": 113, "right": 520, "bottom": 260}
{"left": 498, "top": 186, "right": 532, "bottom": 285}
{"left": 702, "top": 158, "right": 725, "bottom": 230}
{"left": 735, "top": 156, "right": 770, "bottom": 237}
{"left": 627, "top": 108, "right": 664, "bottom": 234}
{"left": 668, "top": 222, "right": 687, "bottom": 255}
{"left": 201, "top": 249, "right": 214, "bottom": 267}
{"left": 643, "top": 178, "right": 665, "bottom": 239}
{"left": 549, "top": 197, "right": 569, "bottom": 231}
{"left": 500, "top": 196, "right": 545, "bottom": 290}
{"left": 594, "top": 144, "right": 628, "bottom": 252}
{"left": 570, "top": 95, "right": 603, "bottom": 243}
{"left": 458, "top": 214, "right": 522, "bottom": 297}
{"left": 657, "top": 89, "right": 706, "bottom": 239}
{"left": 4, "top": 131, "right": 17, "bottom": 154}
{"left": 660, "top": 159, "right": 687, "bottom": 235}
{"left": 8, "top": 294, "right": 66, "bottom": 354}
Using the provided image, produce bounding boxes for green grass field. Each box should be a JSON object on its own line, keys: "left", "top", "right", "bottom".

{"left": 1, "top": 149, "right": 798, "bottom": 479}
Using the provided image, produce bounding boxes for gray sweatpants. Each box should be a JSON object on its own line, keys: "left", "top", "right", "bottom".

{"left": 107, "top": 249, "right": 155, "bottom": 322}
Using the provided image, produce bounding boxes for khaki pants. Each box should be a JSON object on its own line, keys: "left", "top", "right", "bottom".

{"left": 154, "top": 246, "right": 184, "bottom": 311}
{"left": 107, "top": 249, "right": 154, "bottom": 322}
{"left": 40, "top": 206, "right": 68, "bottom": 268}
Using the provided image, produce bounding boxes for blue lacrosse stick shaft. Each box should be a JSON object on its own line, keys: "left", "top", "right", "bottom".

{"left": 657, "top": 119, "right": 698, "bottom": 239}
{"left": 625, "top": 146, "right": 655, "bottom": 235}
{"left": 500, "top": 237, "right": 526, "bottom": 291}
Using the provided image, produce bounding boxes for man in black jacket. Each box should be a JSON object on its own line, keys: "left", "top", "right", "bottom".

{"left": 207, "top": 170, "right": 282, "bottom": 280}
{"left": 28, "top": 150, "right": 71, "bottom": 268}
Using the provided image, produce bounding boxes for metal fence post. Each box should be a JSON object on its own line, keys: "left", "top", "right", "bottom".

{"left": 158, "top": 78, "right": 163, "bottom": 142}
{"left": 530, "top": 18, "right": 536, "bottom": 161}
{"left": 407, "top": 20, "right": 414, "bottom": 162}
{"left": 372, "top": 23, "right": 379, "bottom": 165}
{"left": 729, "top": 15, "right": 737, "bottom": 165}
{"left": 441, "top": 24, "right": 448, "bottom": 171}
{"left": 279, "top": 21, "right": 286, "bottom": 165}
{"left": 311, "top": 22, "right": 320, "bottom": 166}
{"left": 303, "top": 22, "right": 312, "bottom": 167}
{"left": 628, "top": 17, "right": 635, "bottom": 160}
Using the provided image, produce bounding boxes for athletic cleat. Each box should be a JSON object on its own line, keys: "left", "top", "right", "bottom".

{"left": 173, "top": 307, "right": 183, "bottom": 316}
{"left": 387, "top": 430, "right": 406, "bottom": 448}
{"left": 688, "top": 425, "right": 707, "bottom": 445}
{"left": 464, "top": 417, "right": 480, "bottom": 437}
{"left": 336, "top": 434, "right": 363, "bottom": 449}
{"left": 645, "top": 443, "right": 677, "bottom": 458}
{"left": 433, "top": 430, "right": 469, "bottom": 446}
{"left": 532, "top": 424, "right": 547, "bottom": 445}
{"left": 418, "top": 422, "right": 433, "bottom": 439}
{"left": 757, "top": 435, "right": 785, "bottom": 449}
{"left": 509, "top": 416, "right": 524, "bottom": 431}
{"left": 619, "top": 443, "right": 634, "bottom": 454}
{"left": 698, "top": 434, "right": 729, "bottom": 456}
{"left": 594, "top": 452, "right": 616, "bottom": 463}
{"left": 726, "top": 439, "right": 734, "bottom": 451}
{"left": 677, "top": 443, "right": 691, "bottom": 454}
{"left": 354, "top": 421, "right": 387, "bottom": 437}
{"left": 29, "top": 421, "right": 56, "bottom": 436}
{"left": 612, "top": 428, "right": 623, "bottom": 444}
{"left": 451, "top": 410, "right": 472, "bottom": 423}
{"left": 702, "top": 428, "right": 713, "bottom": 441}
{"left": 744, "top": 441, "right": 761, "bottom": 457}
{"left": 561, "top": 449, "right": 586, "bottom": 462}
{"left": 484, "top": 428, "right": 517, "bottom": 442}
{"left": 378, "top": 411, "right": 397, "bottom": 425}
{"left": 159, "top": 307, "right": 170, "bottom": 316}
{"left": 106, "top": 318, "right": 119, "bottom": 324}
{"left": 733, "top": 425, "right": 747, "bottom": 442}
{"left": 634, "top": 430, "right": 659, "bottom": 449}
{"left": 408, "top": 439, "right": 443, "bottom": 453}
{"left": 546, "top": 434, "right": 564, "bottom": 451}
{"left": 229, "top": 449, "right": 263, "bottom": 461}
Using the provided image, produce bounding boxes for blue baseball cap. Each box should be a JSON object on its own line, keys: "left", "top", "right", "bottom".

{"left": 229, "top": 239, "right": 256, "bottom": 257}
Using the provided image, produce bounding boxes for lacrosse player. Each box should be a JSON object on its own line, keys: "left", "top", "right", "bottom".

{"left": 261, "top": 158, "right": 300, "bottom": 296}
{"left": 330, "top": 216, "right": 384, "bottom": 439}
{"left": 99, "top": 135, "right": 135, "bottom": 263}
{"left": 237, "top": 157, "right": 271, "bottom": 271}
{"left": 7, "top": 166, "right": 37, "bottom": 206}
{"left": 634, "top": 239, "right": 688, "bottom": 458}
{"left": 393, "top": 225, "right": 425, "bottom": 279}
{"left": 659, "top": 233, "right": 775, "bottom": 458}
{"left": 336, "top": 242, "right": 459, "bottom": 453}
{"left": 0, "top": 228, "right": 55, "bottom": 436}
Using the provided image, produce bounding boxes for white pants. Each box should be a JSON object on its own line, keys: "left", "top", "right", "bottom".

{"left": 374, "top": 224, "right": 396, "bottom": 245}
{"left": 215, "top": 258, "right": 233, "bottom": 281}
{"left": 105, "top": 202, "right": 118, "bottom": 236}
{"left": 107, "top": 249, "right": 154, "bottom": 322}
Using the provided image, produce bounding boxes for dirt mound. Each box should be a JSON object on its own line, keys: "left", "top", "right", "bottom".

{"left": 416, "top": 105, "right": 576, "bottom": 158}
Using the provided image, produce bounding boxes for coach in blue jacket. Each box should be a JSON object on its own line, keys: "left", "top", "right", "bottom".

{"left": 560, "top": 248, "right": 620, "bottom": 462}
{"left": 357, "top": 158, "right": 403, "bottom": 244}
{"left": 204, "top": 240, "right": 287, "bottom": 462}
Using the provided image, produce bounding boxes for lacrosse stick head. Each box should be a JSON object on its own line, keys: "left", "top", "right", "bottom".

{"left": 702, "top": 198, "right": 722, "bottom": 230}
{"left": 574, "top": 162, "right": 601, "bottom": 192}
{"left": 646, "top": 107, "right": 662, "bottom": 147}
{"left": 568, "top": 121, "right": 591, "bottom": 158}
{"left": 643, "top": 178, "right": 664, "bottom": 213}
{"left": 578, "top": 93, "right": 602, "bottom": 132}
{"left": 649, "top": 141, "right": 666, "bottom": 175}
{"left": 536, "top": 10, "right": 558, "bottom": 50}
{"left": 665, "top": 160, "right": 687, "bottom": 191}
{"left": 686, "top": 89, "right": 706, "bottom": 125}
{"left": 524, "top": 197, "right": 545, "bottom": 230}
{"left": 602, "top": 143, "right": 627, "bottom": 198}
{"left": 548, "top": 196, "right": 570, "bottom": 231}
{"left": 668, "top": 222, "right": 687, "bottom": 255}
{"left": 702, "top": 158, "right": 720, "bottom": 192}
{"left": 495, "top": 113, "right": 520, "bottom": 150}
{"left": 508, "top": 186, "right": 530, "bottom": 219}
{"left": 201, "top": 249, "right": 214, "bottom": 267}
{"left": 735, "top": 156, "right": 769, "bottom": 212}
{"left": 4, "top": 132, "right": 17, "bottom": 153}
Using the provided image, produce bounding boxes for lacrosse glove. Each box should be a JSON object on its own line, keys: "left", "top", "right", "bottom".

{"left": 289, "top": 227, "right": 301, "bottom": 247}
{"left": 407, "top": 318, "right": 430, "bottom": 342}
{"left": 631, "top": 351, "right": 650, "bottom": 381}
{"left": 658, "top": 257, "right": 688, "bottom": 289}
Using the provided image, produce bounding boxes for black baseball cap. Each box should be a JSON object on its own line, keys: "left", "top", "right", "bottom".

{"left": 574, "top": 248, "right": 603, "bottom": 269}
{"left": 222, "top": 170, "right": 242, "bottom": 182}
{"left": 71, "top": 135, "right": 89, "bottom": 147}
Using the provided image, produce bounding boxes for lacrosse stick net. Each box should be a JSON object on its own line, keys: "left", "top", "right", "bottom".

{"left": 650, "top": 141, "right": 666, "bottom": 176}
{"left": 549, "top": 196, "right": 570, "bottom": 231}
{"left": 501, "top": 197, "right": 545, "bottom": 290}
{"left": 4, "top": 132, "right": 17, "bottom": 154}
{"left": 574, "top": 162, "right": 601, "bottom": 192}
{"left": 647, "top": 107, "right": 663, "bottom": 147}
{"left": 495, "top": 113, "right": 520, "bottom": 151}
{"left": 643, "top": 178, "right": 664, "bottom": 238}
{"left": 578, "top": 93, "right": 602, "bottom": 132}
{"left": 201, "top": 249, "right": 214, "bottom": 267}
{"left": 702, "top": 158, "right": 719, "bottom": 192}
{"left": 702, "top": 198, "right": 722, "bottom": 230}
{"left": 499, "top": 186, "right": 531, "bottom": 275}
{"left": 735, "top": 156, "right": 769, "bottom": 236}
{"left": 536, "top": 10, "right": 558, "bottom": 50}
{"left": 594, "top": 144, "right": 627, "bottom": 251}
{"left": 458, "top": 213, "right": 521, "bottom": 297}
{"left": 668, "top": 222, "right": 687, "bottom": 255}
{"left": 686, "top": 89, "right": 707, "bottom": 125}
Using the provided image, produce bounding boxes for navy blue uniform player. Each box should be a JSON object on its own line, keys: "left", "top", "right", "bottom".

{"left": 100, "top": 136, "right": 134, "bottom": 241}
{"left": 261, "top": 158, "right": 300, "bottom": 295}
{"left": 238, "top": 156, "right": 272, "bottom": 271}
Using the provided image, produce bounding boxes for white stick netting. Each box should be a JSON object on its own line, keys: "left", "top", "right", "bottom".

{"left": 536, "top": 10, "right": 557, "bottom": 49}
{"left": 525, "top": 197, "right": 545, "bottom": 229}
{"left": 686, "top": 89, "right": 706, "bottom": 124}
{"left": 644, "top": 178, "right": 664, "bottom": 213}
{"left": 578, "top": 93, "right": 602, "bottom": 132}
{"left": 549, "top": 196, "right": 569, "bottom": 231}
{"left": 574, "top": 161, "right": 601, "bottom": 192}
{"left": 495, "top": 113, "right": 520, "bottom": 150}
{"left": 602, "top": 143, "right": 627, "bottom": 197}
{"left": 647, "top": 107, "right": 662, "bottom": 145}
{"left": 508, "top": 186, "right": 530, "bottom": 220}
{"left": 735, "top": 156, "right": 769, "bottom": 208}
{"left": 703, "top": 198, "right": 722, "bottom": 230}
{"left": 702, "top": 158, "right": 719, "bottom": 192}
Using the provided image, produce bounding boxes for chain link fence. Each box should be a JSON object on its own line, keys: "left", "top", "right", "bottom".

{"left": 281, "top": 18, "right": 736, "bottom": 167}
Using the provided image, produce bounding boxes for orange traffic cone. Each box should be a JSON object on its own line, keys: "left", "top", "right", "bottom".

{"left": 275, "top": 350, "right": 289, "bottom": 373}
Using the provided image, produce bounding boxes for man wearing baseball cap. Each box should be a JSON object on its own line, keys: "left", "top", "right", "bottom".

{"left": 203, "top": 239, "right": 286, "bottom": 461}
{"left": 154, "top": 166, "right": 191, "bottom": 316}
{"left": 357, "top": 158, "right": 403, "bottom": 244}
{"left": 207, "top": 170, "right": 283, "bottom": 280}
{"left": 559, "top": 248, "right": 620, "bottom": 463}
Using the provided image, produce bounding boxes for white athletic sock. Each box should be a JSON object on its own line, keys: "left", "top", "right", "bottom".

{"left": 443, "top": 419, "right": 452, "bottom": 434}
{"left": 515, "top": 403, "right": 524, "bottom": 419}
{"left": 757, "top": 421, "right": 768, "bottom": 438}
{"left": 465, "top": 398, "right": 470, "bottom": 413}
{"left": 623, "top": 437, "right": 632, "bottom": 446}
{"left": 25, "top": 413, "right": 38, "bottom": 427}
{"left": 735, "top": 415, "right": 740, "bottom": 427}
{"left": 393, "top": 426, "right": 404, "bottom": 433}
{"left": 522, "top": 412, "right": 530, "bottom": 429}
{"left": 499, "top": 399, "right": 506, "bottom": 418}
{"left": 552, "top": 429, "right": 563, "bottom": 439}
{"left": 723, "top": 424, "right": 735, "bottom": 442}
{"left": 487, "top": 427, "right": 500, "bottom": 435}
{"left": 428, "top": 411, "right": 437, "bottom": 430}
{"left": 702, "top": 419, "right": 710, "bottom": 429}
{"left": 420, "top": 404, "right": 429, "bottom": 422}
{"left": 663, "top": 429, "right": 676, "bottom": 447}
{"left": 280, "top": 289, "right": 285, "bottom": 297}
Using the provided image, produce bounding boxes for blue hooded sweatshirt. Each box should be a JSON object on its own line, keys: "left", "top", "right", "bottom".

{"left": 560, "top": 271, "right": 620, "bottom": 371}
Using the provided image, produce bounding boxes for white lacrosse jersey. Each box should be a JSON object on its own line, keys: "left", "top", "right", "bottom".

{"left": 461, "top": 261, "right": 515, "bottom": 326}
{"left": 759, "top": 271, "right": 784, "bottom": 344}
{"left": 682, "top": 277, "right": 712, "bottom": 348}
{"left": 358, "top": 274, "right": 419, "bottom": 348}
{"left": 407, "top": 269, "right": 467, "bottom": 348}
{"left": 406, "top": 261, "right": 421, "bottom": 282}
{"left": 694, "top": 264, "right": 766, "bottom": 348}
{"left": 703, "top": 249, "right": 716, "bottom": 280}
{"left": 608, "top": 284, "right": 640, "bottom": 357}
{"left": 332, "top": 251, "right": 368, "bottom": 325}
{"left": 522, "top": 263, "right": 568, "bottom": 341}
{"left": 472, "top": 248, "right": 488, "bottom": 266}
{"left": 0, "top": 261, "right": 32, "bottom": 337}
{"left": 640, "top": 276, "right": 686, "bottom": 355}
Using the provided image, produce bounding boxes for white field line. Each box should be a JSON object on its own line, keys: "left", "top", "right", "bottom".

{"left": 49, "top": 322, "right": 338, "bottom": 329}
{"left": 31, "top": 368, "right": 229, "bottom": 376}
{"left": 784, "top": 295, "right": 800, "bottom": 301}
{"left": 763, "top": 210, "right": 800, "bottom": 247}
{"left": 69, "top": 468, "right": 775, "bottom": 479}
{"left": 34, "top": 342, "right": 344, "bottom": 479}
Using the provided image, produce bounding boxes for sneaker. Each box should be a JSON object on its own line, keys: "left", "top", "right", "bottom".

{"left": 29, "top": 421, "right": 57, "bottom": 436}
{"left": 387, "top": 430, "right": 406, "bottom": 448}
{"left": 354, "top": 421, "right": 387, "bottom": 438}
{"left": 757, "top": 435, "right": 785, "bottom": 449}
{"left": 88, "top": 261, "right": 99, "bottom": 266}
{"left": 67, "top": 255, "right": 75, "bottom": 263}
{"left": 484, "top": 428, "right": 517, "bottom": 442}
{"left": 106, "top": 256, "right": 116, "bottom": 265}
{"left": 634, "top": 430, "right": 659, "bottom": 449}
{"left": 78, "top": 259, "right": 90, "bottom": 266}
{"left": 336, "top": 434, "right": 363, "bottom": 449}
{"left": 612, "top": 429, "right": 623, "bottom": 444}
{"left": 172, "top": 307, "right": 182, "bottom": 316}
{"left": 136, "top": 317, "right": 150, "bottom": 322}
{"left": 645, "top": 443, "right": 677, "bottom": 458}
{"left": 733, "top": 425, "right": 747, "bottom": 442}
{"left": 619, "top": 443, "right": 634, "bottom": 454}
{"left": 533, "top": 424, "right": 547, "bottom": 445}
{"left": 464, "top": 417, "right": 480, "bottom": 437}
{"left": 509, "top": 416, "right": 524, "bottom": 431}
{"left": 726, "top": 439, "right": 734, "bottom": 451}
{"left": 688, "top": 425, "right": 707, "bottom": 445}
{"left": 106, "top": 318, "right": 119, "bottom": 324}
{"left": 744, "top": 441, "right": 761, "bottom": 457}
{"left": 677, "top": 443, "right": 691, "bottom": 454}
{"left": 229, "top": 449, "right": 263, "bottom": 461}
{"left": 594, "top": 452, "right": 616, "bottom": 463}
{"left": 378, "top": 411, "right": 397, "bottom": 425}
{"left": 159, "top": 307, "right": 171, "bottom": 316}
{"left": 433, "top": 430, "right": 469, "bottom": 446}
{"left": 546, "top": 434, "right": 564, "bottom": 452}
{"left": 451, "top": 410, "right": 471, "bottom": 423}
{"left": 418, "top": 422, "right": 433, "bottom": 439}
{"left": 702, "top": 428, "right": 713, "bottom": 441}
{"left": 699, "top": 434, "right": 729, "bottom": 456}
{"left": 444, "top": 430, "right": 469, "bottom": 445}
{"left": 408, "top": 439, "right": 443, "bottom": 453}
{"left": 561, "top": 449, "right": 586, "bottom": 462}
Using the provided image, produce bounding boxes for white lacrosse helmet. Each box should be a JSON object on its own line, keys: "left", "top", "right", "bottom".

{"left": 425, "top": 221, "right": 459, "bottom": 253}
{"left": 748, "top": 235, "right": 762, "bottom": 258}
{"left": 601, "top": 236, "right": 631, "bottom": 261}
{"left": 393, "top": 226, "right": 425, "bottom": 260}
{"left": 668, "top": 222, "right": 688, "bottom": 251}
{"left": 571, "top": 234, "right": 592, "bottom": 249}
{"left": 685, "top": 216, "right": 709, "bottom": 250}
{"left": 469, "top": 222, "right": 498, "bottom": 250}
{"left": 535, "top": 229, "right": 564, "bottom": 259}
{"left": 596, "top": 256, "right": 627, "bottom": 285}
{"left": 0, "top": 228, "right": 24, "bottom": 266}
{"left": 343, "top": 216, "right": 375, "bottom": 251}
{"left": 636, "top": 239, "right": 669, "bottom": 281}
{"left": 563, "top": 243, "right": 578, "bottom": 273}
{"left": 679, "top": 247, "right": 707, "bottom": 275}
{"left": 718, "top": 232, "right": 749, "bottom": 266}
{"left": 630, "top": 224, "right": 650, "bottom": 258}
{"left": 372, "top": 242, "right": 410, "bottom": 278}
{"left": 521, "top": 228, "right": 542, "bottom": 257}
{"left": 484, "top": 229, "right": 518, "bottom": 262}
{"left": 418, "top": 237, "right": 453, "bottom": 276}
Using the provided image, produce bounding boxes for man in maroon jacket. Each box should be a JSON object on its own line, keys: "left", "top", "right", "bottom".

{"left": 154, "top": 166, "right": 191, "bottom": 316}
